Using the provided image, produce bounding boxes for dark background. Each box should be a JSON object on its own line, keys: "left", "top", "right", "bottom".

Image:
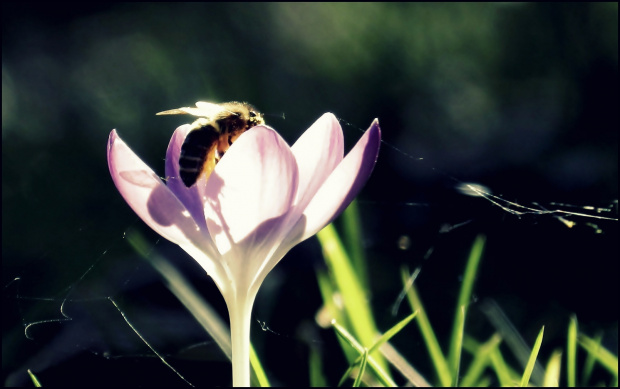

{"left": 3, "top": 3, "right": 617, "bottom": 386}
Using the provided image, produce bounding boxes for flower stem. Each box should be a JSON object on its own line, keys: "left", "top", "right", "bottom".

{"left": 229, "top": 291, "right": 256, "bottom": 386}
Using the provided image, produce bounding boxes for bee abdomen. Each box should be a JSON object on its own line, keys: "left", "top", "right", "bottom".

{"left": 178, "top": 125, "right": 219, "bottom": 187}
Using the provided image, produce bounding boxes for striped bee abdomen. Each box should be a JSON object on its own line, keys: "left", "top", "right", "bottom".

{"left": 178, "top": 125, "right": 220, "bottom": 187}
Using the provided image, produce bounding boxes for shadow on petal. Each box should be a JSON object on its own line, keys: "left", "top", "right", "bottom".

{"left": 147, "top": 184, "right": 185, "bottom": 227}
{"left": 119, "top": 170, "right": 161, "bottom": 189}
{"left": 203, "top": 173, "right": 228, "bottom": 248}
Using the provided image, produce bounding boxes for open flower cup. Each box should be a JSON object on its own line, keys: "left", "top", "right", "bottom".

{"left": 107, "top": 112, "right": 380, "bottom": 386}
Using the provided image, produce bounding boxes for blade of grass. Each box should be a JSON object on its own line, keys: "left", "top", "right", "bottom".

{"left": 368, "top": 311, "right": 418, "bottom": 355}
{"left": 353, "top": 348, "right": 369, "bottom": 387}
{"left": 338, "top": 365, "right": 356, "bottom": 386}
{"left": 449, "top": 235, "right": 485, "bottom": 379}
{"left": 332, "top": 320, "right": 397, "bottom": 387}
{"left": 315, "top": 267, "right": 358, "bottom": 364}
{"left": 543, "top": 349, "right": 562, "bottom": 387}
{"left": 489, "top": 344, "right": 518, "bottom": 386}
{"left": 378, "top": 341, "right": 432, "bottom": 387}
{"left": 341, "top": 200, "right": 369, "bottom": 290}
{"left": 475, "top": 376, "right": 491, "bottom": 387}
{"left": 392, "top": 267, "right": 421, "bottom": 316}
{"left": 334, "top": 312, "right": 418, "bottom": 386}
{"left": 451, "top": 305, "right": 466, "bottom": 387}
{"left": 567, "top": 315, "right": 577, "bottom": 387}
{"left": 126, "top": 230, "right": 270, "bottom": 386}
{"left": 27, "top": 369, "right": 42, "bottom": 387}
{"left": 250, "top": 345, "right": 270, "bottom": 387}
{"left": 317, "top": 224, "right": 389, "bottom": 373}
{"left": 333, "top": 320, "right": 365, "bottom": 356}
{"left": 579, "top": 332, "right": 601, "bottom": 385}
{"left": 127, "top": 230, "right": 231, "bottom": 359}
{"left": 578, "top": 333, "right": 618, "bottom": 377}
{"left": 401, "top": 266, "right": 452, "bottom": 386}
{"left": 309, "top": 345, "right": 328, "bottom": 387}
{"left": 460, "top": 333, "right": 502, "bottom": 387}
{"left": 520, "top": 326, "right": 545, "bottom": 387}
{"left": 480, "top": 299, "right": 545, "bottom": 385}
{"left": 315, "top": 267, "right": 347, "bottom": 327}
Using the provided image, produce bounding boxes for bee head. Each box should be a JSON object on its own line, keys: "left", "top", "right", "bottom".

{"left": 247, "top": 109, "right": 265, "bottom": 127}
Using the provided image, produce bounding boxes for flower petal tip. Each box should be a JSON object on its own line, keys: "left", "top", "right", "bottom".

{"left": 107, "top": 130, "right": 117, "bottom": 155}
{"left": 108, "top": 129, "right": 121, "bottom": 150}
{"left": 370, "top": 118, "right": 381, "bottom": 134}
{"left": 367, "top": 119, "right": 382, "bottom": 157}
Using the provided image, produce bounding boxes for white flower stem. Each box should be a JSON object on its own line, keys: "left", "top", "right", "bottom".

{"left": 229, "top": 290, "right": 256, "bottom": 387}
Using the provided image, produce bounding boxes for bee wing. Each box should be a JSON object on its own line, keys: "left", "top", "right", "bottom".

{"left": 156, "top": 102, "right": 231, "bottom": 118}
{"left": 156, "top": 108, "right": 188, "bottom": 115}
{"left": 195, "top": 101, "right": 226, "bottom": 112}
{"left": 196, "top": 101, "right": 239, "bottom": 116}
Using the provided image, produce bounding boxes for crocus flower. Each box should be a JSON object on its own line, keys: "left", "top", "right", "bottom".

{"left": 107, "top": 112, "right": 380, "bottom": 386}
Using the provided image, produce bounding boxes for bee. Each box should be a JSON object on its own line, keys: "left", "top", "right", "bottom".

{"left": 157, "top": 101, "right": 265, "bottom": 187}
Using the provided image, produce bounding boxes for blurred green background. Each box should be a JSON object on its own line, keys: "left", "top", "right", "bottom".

{"left": 3, "top": 3, "right": 617, "bottom": 386}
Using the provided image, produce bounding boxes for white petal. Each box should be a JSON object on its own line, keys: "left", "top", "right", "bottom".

{"left": 204, "top": 127, "right": 298, "bottom": 273}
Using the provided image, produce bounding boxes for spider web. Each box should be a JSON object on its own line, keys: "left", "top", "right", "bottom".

{"left": 3, "top": 118, "right": 617, "bottom": 387}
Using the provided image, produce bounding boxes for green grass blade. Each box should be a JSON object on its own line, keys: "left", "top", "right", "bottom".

{"left": 355, "top": 348, "right": 396, "bottom": 386}
{"left": 332, "top": 320, "right": 370, "bottom": 387}
{"left": 126, "top": 230, "right": 270, "bottom": 386}
{"left": 335, "top": 312, "right": 418, "bottom": 386}
{"left": 316, "top": 265, "right": 363, "bottom": 366}
{"left": 309, "top": 345, "right": 328, "bottom": 387}
{"left": 353, "top": 348, "right": 370, "bottom": 387}
{"left": 317, "top": 224, "right": 375, "bottom": 339}
{"left": 332, "top": 320, "right": 365, "bottom": 354}
{"left": 580, "top": 332, "right": 601, "bottom": 385}
{"left": 460, "top": 333, "right": 502, "bottom": 387}
{"left": 332, "top": 320, "right": 397, "bottom": 387}
{"left": 317, "top": 224, "right": 389, "bottom": 372}
{"left": 489, "top": 345, "right": 518, "bottom": 386}
{"left": 401, "top": 267, "right": 452, "bottom": 386}
{"left": 578, "top": 333, "right": 618, "bottom": 377}
{"left": 480, "top": 300, "right": 545, "bottom": 384}
{"left": 378, "top": 341, "right": 432, "bottom": 387}
{"left": 449, "top": 235, "right": 485, "bottom": 379}
{"left": 543, "top": 349, "right": 562, "bottom": 387}
{"left": 338, "top": 366, "right": 355, "bottom": 387}
{"left": 463, "top": 334, "right": 521, "bottom": 385}
{"left": 27, "top": 369, "right": 42, "bottom": 387}
{"left": 368, "top": 311, "right": 418, "bottom": 355}
{"left": 315, "top": 267, "right": 348, "bottom": 328}
{"left": 250, "top": 345, "right": 271, "bottom": 387}
{"left": 567, "top": 315, "right": 577, "bottom": 387}
{"left": 127, "top": 230, "right": 231, "bottom": 358}
{"left": 451, "top": 305, "right": 466, "bottom": 386}
{"left": 341, "top": 200, "right": 369, "bottom": 290}
{"left": 475, "top": 376, "right": 491, "bottom": 387}
{"left": 520, "top": 326, "right": 545, "bottom": 387}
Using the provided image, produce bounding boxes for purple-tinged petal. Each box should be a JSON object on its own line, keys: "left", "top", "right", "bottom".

{"left": 165, "top": 125, "right": 209, "bottom": 232}
{"left": 293, "top": 119, "right": 381, "bottom": 243}
{"left": 291, "top": 113, "right": 344, "bottom": 209}
{"left": 204, "top": 126, "right": 298, "bottom": 268}
{"left": 107, "top": 130, "right": 208, "bottom": 248}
